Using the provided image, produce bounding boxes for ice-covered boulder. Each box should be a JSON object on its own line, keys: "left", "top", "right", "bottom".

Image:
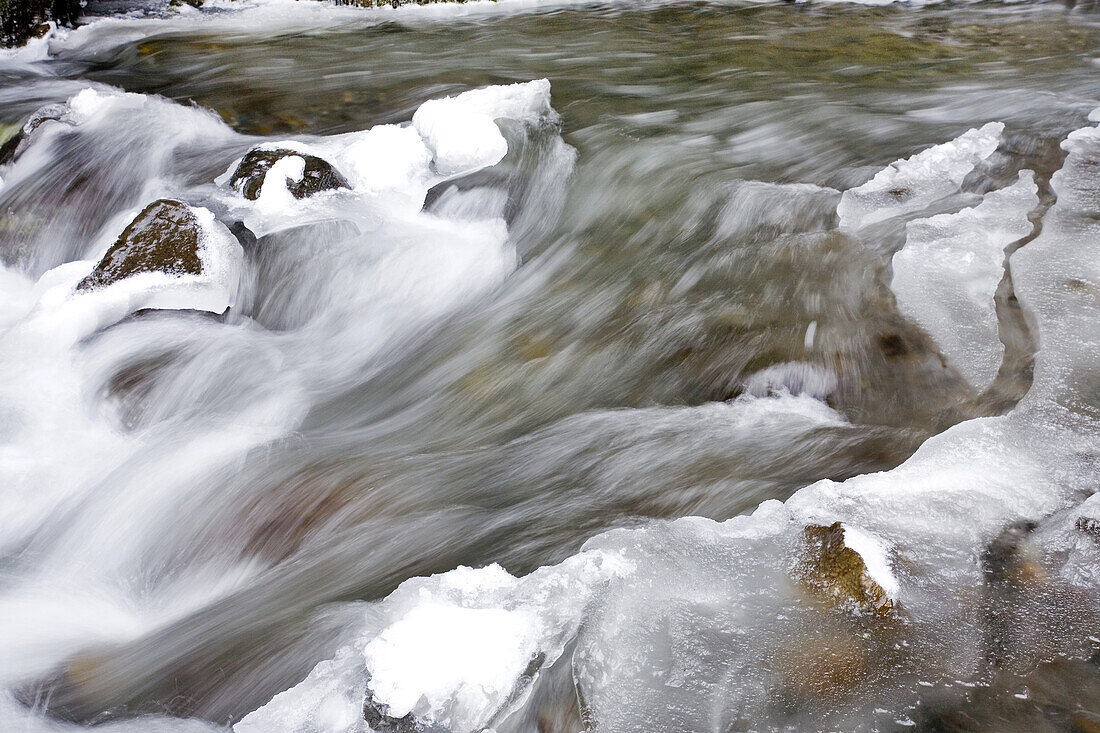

{"left": 215, "top": 80, "right": 554, "bottom": 237}
{"left": 837, "top": 122, "right": 1003, "bottom": 231}
{"left": 71, "top": 199, "right": 243, "bottom": 316}
{"left": 796, "top": 522, "right": 897, "bottom": 616}
{"left": 412, "top": 79, "right": 553, "bottom": 176}
{"left": 891, "top": 170, "right": 1038, "bottom": 392}
{"left": 228, "top": 147, "right": 350, "bottom": 202}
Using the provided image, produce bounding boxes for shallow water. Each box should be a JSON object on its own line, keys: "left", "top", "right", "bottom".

{"left": 1, "top": 1, "right": 1099, "bottom": 730}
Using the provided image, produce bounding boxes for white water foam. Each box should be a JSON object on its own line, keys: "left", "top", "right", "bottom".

{"left": 0, "top": 80, "right": 563, "bottom": 719}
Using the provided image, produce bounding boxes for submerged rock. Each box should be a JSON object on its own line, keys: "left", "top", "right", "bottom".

{"left": 228, "top": 147, "right": 350, "bottom": 201}
{"left": 0, "top": 0, "right": 80, "bottom": 48}
{"left": 76, "top": 200, "right": 204, "bottom": 292}
{"left": 795, "top": 522, "right": 896, "bottom": 616}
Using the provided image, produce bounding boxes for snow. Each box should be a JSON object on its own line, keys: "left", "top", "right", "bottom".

{"left": 839, "top": 523, "right": 898, "bottom": 599}
{"left": 363, "top": 604, "right": 541, "bottom": 724}
{"left": 216, "top": 79, "right": 553, "bottom": 236}
{"left": 837, "top": 121, "right": 1003, "bottom": 230}
{"left": 891, "top": 169, "right": 1038, "bottom": 392}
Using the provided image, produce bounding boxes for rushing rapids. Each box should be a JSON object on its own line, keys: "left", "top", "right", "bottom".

{"left": 0, "top": 1, "right": 1099, "bottom": 732}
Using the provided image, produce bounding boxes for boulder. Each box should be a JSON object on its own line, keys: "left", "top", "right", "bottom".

{"left": 0, "top": 103, "right": 68, "bottom": 167}
{"left": 228, "top": 148, "right": 350, "bottom": 201}
{"left": 795, "top": 522, "right": 896, "bottom": 616}
{"left": 77, "top": 199, "right": 203, "bottom": 292}
{"left": 72, "top": 199, "right": 243, "bottom": 318}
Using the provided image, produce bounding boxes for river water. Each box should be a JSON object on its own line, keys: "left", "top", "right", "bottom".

{"left": 1, "top": 1, "right": 1099, "bottom": 731}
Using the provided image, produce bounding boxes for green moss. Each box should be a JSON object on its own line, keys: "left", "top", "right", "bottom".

{"left": 76, "top": 200, "right": 203, "bottom": 292}
{"left": 229, "top": 148, "right": 350, "bottom": 201}
{"left": 0, "top": 124, "right": 22, "bottom": 166}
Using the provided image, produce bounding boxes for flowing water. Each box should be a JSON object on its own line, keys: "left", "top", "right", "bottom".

{"left": 1, "top": 1, "right": 1099, "bottom": 731}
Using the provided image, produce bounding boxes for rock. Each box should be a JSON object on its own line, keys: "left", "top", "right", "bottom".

{"left": 76, "top": 200, "right": 204, "bottom": 292}
{"left": 71, "top": 199, "right": 243, "bottom": 318}
{"left": 228, "top": 148, "right": 350, "bottom": 201}
{"left": 771, "top": 629, "right": 870, "bottom": 702}
{"left": 0, "top": 103, "right": 68, "bottom": 167}
{"left": 168, "top": 0, "right": 204, "bottom": 8}
{"left": 0, "top": 0, "right": 81, "bottom": 48}
{"left": 795, "top": 522, "right": 896, "bottom": 616}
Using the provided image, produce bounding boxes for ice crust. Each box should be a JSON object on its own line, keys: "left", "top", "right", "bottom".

{"left": 891, "top": 170, "right": 1038, "bottom": 392}
{"left": 217, "top": 79, "right": 553, "bottom": 236}
{"left": 236, "top": 552, "right": 632, "bottom": 733}
{"left": 239, "top": 112, "right": 1100, "bottom": 732}
{"left": 837, "top": 121, "right": 1003, "bottom": 230}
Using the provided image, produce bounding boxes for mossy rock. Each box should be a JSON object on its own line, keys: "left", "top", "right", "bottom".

{"left": 0, "top": 0, "right": 80, "bottom": 48}
{"left": 796, "top": 522, "right": 894, "bottom": 616}
{"left": 0, "top": 124, "right": 22, "bottom": 166}
{"left": 0, "top": 103, "right": 70, "bottom": 166}
{"left": 76, "top": 200, "right": 203, "bottom": 292}
{"left": 229, "top": 148, "right": 350, "bottom": 201}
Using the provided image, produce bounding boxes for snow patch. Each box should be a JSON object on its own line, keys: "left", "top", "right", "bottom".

{"left": 363, "top": 603, "right": 541, "bottom": 724}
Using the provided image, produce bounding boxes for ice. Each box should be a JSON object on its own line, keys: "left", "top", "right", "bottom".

{"left": 236, "top": 552, "right": 631, "bottom": 733}
{"left": 560, "top": 109, "right": 1100, "bottom": 730}
{"left": 891, "top": 170, "right": 1038, "bottom": 392}
{"left": 239, "top": 113, "right": 1100, "bottom": 731}
{"left": 363, "top": 604, "right": 541, "bottom": 724}
{"left": 215, "top": 80, "right": 553, "bottom": 237}
{"left": 413, "top": 80, "right": 553, "bottom": 175}
{"left": 837, "top": 121, "right": 1003, "bottom": 230}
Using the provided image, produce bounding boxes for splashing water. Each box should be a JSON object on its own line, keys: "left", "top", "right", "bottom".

{"left": 1, "top": 1, "right": 1099, "bottom": 732}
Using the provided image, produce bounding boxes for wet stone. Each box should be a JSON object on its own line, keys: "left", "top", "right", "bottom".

{"left": 796, "top": 522, "right": 895, "bottom": 616}
{"left": 76, "top": 199, "right": 203, "bottom": 292}
{"left": 0, "top": 103, "right": 68, "bottom": 167}
{"left": 229, "top": 148, "right": 350, "bottom": 201}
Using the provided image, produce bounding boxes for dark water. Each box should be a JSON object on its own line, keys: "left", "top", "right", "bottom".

{"left": 0, "top": 1, "right": 1098, "bottom": 730}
